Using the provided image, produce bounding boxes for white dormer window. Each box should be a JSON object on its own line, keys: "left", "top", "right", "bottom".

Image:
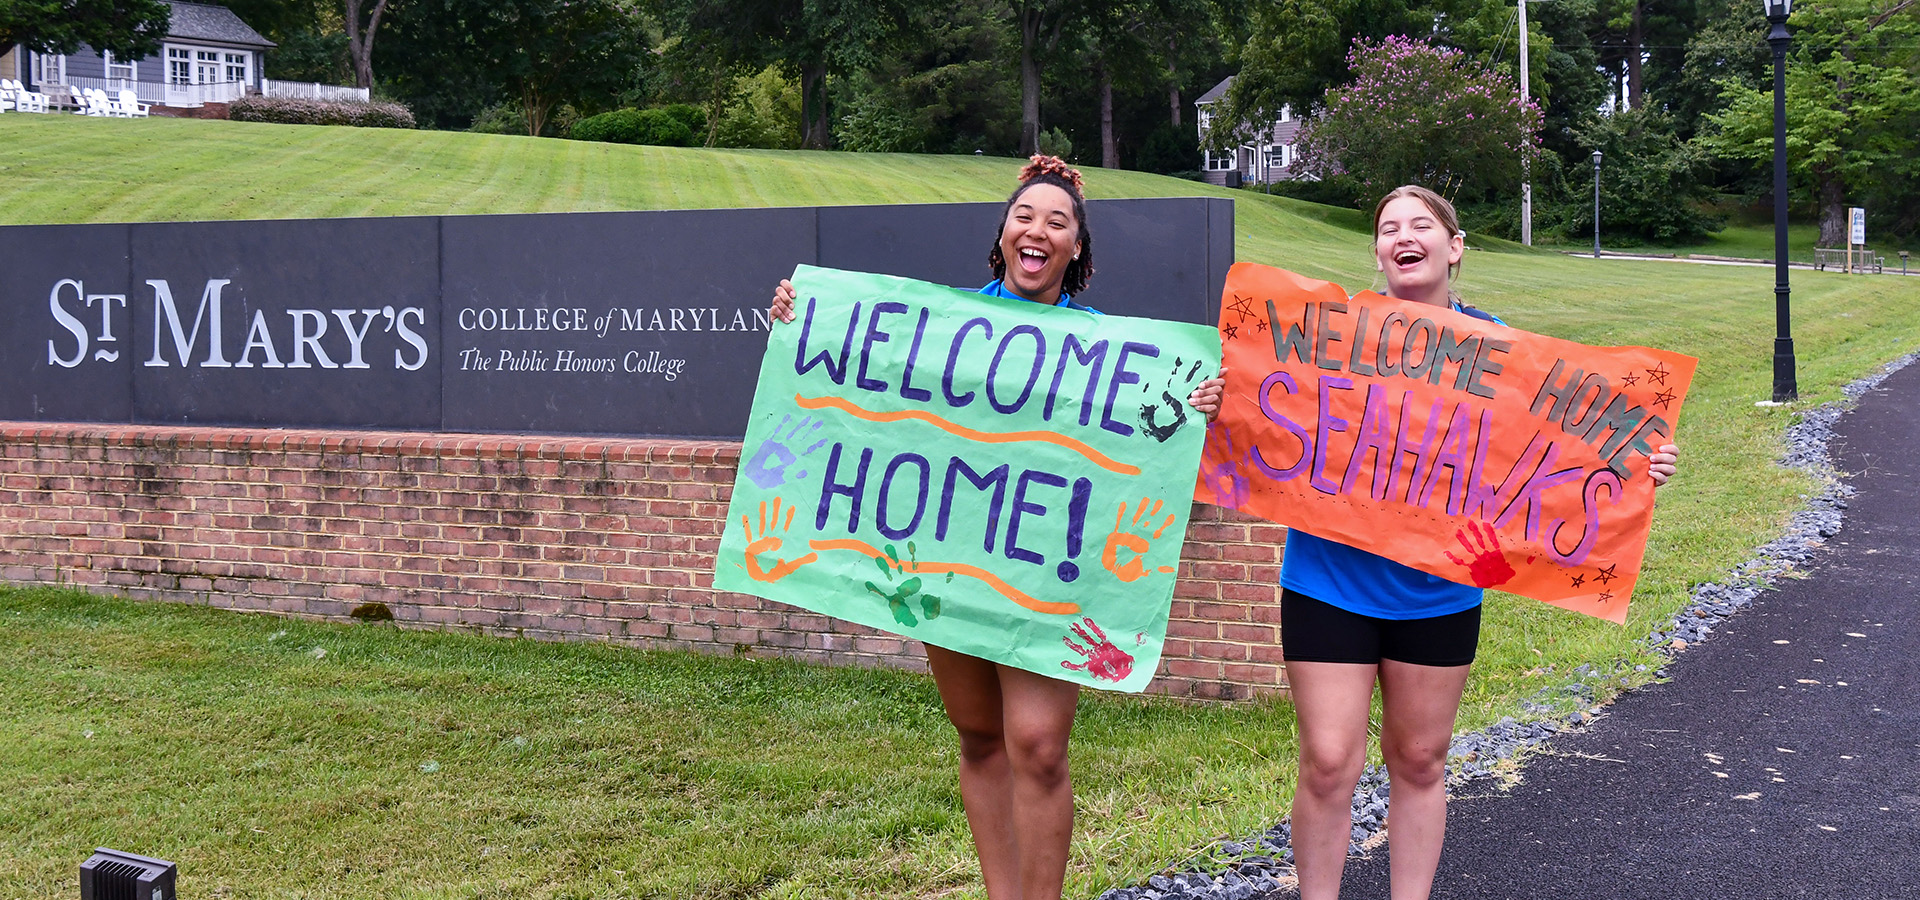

{"left": 1279, "top": 105, "right": 1292, "bottom": 124}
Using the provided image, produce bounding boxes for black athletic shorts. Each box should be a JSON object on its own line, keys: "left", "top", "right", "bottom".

{"left": 1280, "top": 589, "right": 1482, "bottom": 667}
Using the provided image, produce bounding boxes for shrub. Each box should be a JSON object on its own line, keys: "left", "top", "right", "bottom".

{"left": 1133, "top": 122, "right": 1198, "bottom": 175}
{"left": 714, "top": 67, "right": 801, "bottom": 149}
{"left": 1037, "top": 126, "right": 1073, "bottom": 162}
{"left": 659, "top": 103, "right": 707, "bottom": 137}
{"left": 228, "top": 96, "right": 416, "bottom": 129}
{"left": 569, "top": 107, "right": 697, "bottom": 146}
{"left": 1257, "top": 174, "right": 1367, "bottom": 209}
{"left": 468, "top": 103, "right": 527, "bottom": 135}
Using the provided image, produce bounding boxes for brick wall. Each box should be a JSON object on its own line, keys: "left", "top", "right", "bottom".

{"left": 0, "top": 423, "right": 1287, "bottom": 700}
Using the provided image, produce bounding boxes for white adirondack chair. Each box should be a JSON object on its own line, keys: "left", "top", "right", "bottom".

{"left": 77, "top": 88, "right": 113, "bottom": 116}
{"left": 2, "top": 79, "right": 51, "bottom": 113}
{"left": 115, "top": 90, "right": 151, "bottom": 118}
{"left": 0, "top": 82, "right": 14, "bottom": 113}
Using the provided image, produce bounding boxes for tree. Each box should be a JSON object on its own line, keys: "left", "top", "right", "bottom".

{"left": 0, "top": 0, "right": 170, "bottom": 57}
{"left": 1589, "top": 0, "right": 1698, "bottom": 111}
{"left": 343, "top": 0, "right": 392, "bottom": 89}
{"left": 829, "top": 0, "right": 1021, "bottom": 155}
{"left": 1700, "top": 0, "right": 1920, "bottom": 244}
{"left": 1293, "top": 35, "right": 1543, "bottom": 205}
{"left": 1215, "top": 0, "right": 1421, "bottom": 135}
{"left": 380, "top": 0, "right": 646, "bottom": 134}
{"left": 1078, "top": 0, "right": 1220, "bottom": 167}
{"left": 1001, "top": 0, "right": 1083, "bottom": 156}
{"left": 1562, "top": 107, "right": 1720, "bottom": 242}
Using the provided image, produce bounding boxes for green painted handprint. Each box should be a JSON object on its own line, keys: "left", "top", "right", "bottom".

{"left": 865, "top": 542, "right": 949, "bottom": 627}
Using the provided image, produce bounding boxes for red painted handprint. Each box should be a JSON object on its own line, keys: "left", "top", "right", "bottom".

{"left": 1060, "top": 617, "right": 1134, "bottom": 683}
{"left": 1443, "top": 520, "right": 1518, "bottom": 588}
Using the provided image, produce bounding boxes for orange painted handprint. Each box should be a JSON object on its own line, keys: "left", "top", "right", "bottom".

{"left": 740, "top": 497, "right": 818, "bottom": 583}
{"left": 1102, "top": 497, "right": 1179, "bottom": 582}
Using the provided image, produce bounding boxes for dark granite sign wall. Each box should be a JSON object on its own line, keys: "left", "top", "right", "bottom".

{"left": 1, "top": 198, "right": 1232, "bottom": 439}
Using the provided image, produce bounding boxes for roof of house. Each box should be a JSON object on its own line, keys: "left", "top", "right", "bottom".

{"left": 165, "top": 1, "right": 276, "bottom": 48}
{"left": 1195, "top": 76, "right": 1233, "bottom": 105}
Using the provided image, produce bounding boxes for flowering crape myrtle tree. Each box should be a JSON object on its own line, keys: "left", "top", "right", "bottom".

{"left": 1294, "top": 35, "right": 1543, "bottom": 205}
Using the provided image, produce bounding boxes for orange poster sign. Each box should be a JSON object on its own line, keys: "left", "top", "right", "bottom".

{"left": 1196, "top": 263, "right": 1696, "bottom": 622}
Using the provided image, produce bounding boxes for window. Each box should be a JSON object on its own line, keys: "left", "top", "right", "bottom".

{"left": 225, "top": 52, "right": 248, "bottom": 84}
{"left": 104, "top": 51, "right": 135, "bottom": 84}
{"left": 1279, "top": 105, "right": 1292, "bottom": 124}
{"left": 1264, "top": 145, "right": 1284, "bottom": 169}
{"left": 1205, "top": 151, "right": 1236, "bottom": 172}
{"left": 168, "top": 47, "right": 192, "bottom": 84}
{"left": 34, "top": 51, "right": 66, "bottom": 85}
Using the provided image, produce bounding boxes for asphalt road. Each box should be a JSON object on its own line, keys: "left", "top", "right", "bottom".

{"left": 1324, "top": 361, "right": 1920, "bottom": 899}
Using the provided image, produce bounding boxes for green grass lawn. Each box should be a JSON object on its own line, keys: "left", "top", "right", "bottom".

{"left": 5, "top": 114, "right": 1920, "bottom": 898}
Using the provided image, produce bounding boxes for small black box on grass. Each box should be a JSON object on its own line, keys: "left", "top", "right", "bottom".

{"left": 80, "top": 848, "right": 176, "bottom": 900}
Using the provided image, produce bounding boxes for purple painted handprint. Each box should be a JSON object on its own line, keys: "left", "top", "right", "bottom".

{"left": 742, "top": 414, "right": 828, "bottom": 490}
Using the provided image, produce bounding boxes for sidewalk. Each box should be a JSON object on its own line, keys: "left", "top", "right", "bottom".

{"left": 1557, "top": 249, "right": 1920, "bottom": 275}
{"left": 1323, "top": 361, "right": 1920, "bottom": 898}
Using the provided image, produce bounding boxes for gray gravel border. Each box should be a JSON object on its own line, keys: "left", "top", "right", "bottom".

{"left": 1092, "top": 350, "right": 1920, "bottom": 900}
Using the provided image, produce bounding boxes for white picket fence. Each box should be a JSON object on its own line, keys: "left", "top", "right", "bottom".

{"left": 262, "top": 80, "right": 370, "bottom": 103}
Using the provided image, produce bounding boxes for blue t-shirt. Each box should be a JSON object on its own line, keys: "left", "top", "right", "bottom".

{"left": 978, "top": 279, "right": 1102, "bottom": 314}
{"left": 1279, "top": 300, "right": 1503, "bottom": 620}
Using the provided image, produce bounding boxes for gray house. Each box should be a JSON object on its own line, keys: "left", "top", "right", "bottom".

{"left": 1195, "top": 76, "right": 1306, "bottom": 187}
{"left": 9, "top": 1, "right": 274, "bottom": 109}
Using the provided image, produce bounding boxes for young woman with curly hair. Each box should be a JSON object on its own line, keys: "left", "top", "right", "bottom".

{"left": 769, "top": 156, "right": 1224, "bottom": 900}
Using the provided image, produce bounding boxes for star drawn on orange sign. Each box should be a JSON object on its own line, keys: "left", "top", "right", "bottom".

{"left": 1593, "top": 564, "right": 1619, "bottom": 586}
{"left": 1652, "top": 388, "right": 1677, "bottom": 410}
{"left": 1646, "top": 362, "right": 1671, "bottom": 386}
{"left": 1225, "top": 293, "right": 1259, "bottom": 324}
{"left": 1570, "top": 573, "right": 1587, "bottom": 588}
{"left": 1620, "top": 373, "right": 1641, "bottom": 387}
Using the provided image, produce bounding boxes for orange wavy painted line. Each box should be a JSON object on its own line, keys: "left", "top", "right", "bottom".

{"left": 794, "top": 394, "right": 1141, "bottom": 477}
{"left": 807, "top": 537, "right": 1080, "bottom": 616}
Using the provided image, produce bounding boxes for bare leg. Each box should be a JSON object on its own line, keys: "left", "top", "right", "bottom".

{"left": 1285, "top": 661, "right": 1379, "bottom": 900}
{"left": 997, "top": 663, "right": 1081, "bottom": 900}
{"left": 926, "top": 645, "right": 1021, "bottom": 900}
{"left": 1377, "top": 659, "right": 1472, "bottom": 900}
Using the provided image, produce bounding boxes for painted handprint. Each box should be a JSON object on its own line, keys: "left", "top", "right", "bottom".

{"left": 740, "top": 497, "right": 819, "bottom": 583}
{"left": 1198, "top": 422, "right": 1251, "bottom": 508}
{"left": 865, "top": 541, "right": 948, "bottom": 627}
{"left": 741, "top": 414, "right": 828, "bottom": 490}
{"left": 1102, "top": 497, "right": 1179, "bottom": 582}
{"left": 1443, "top": 520, "right": 1518, "bottom": 588}
{"left": 1060, "top": 617, "right": 1134, "bottom": 683}
{"left": 1137, "top": 358, "right": 1205, "bottom": 443}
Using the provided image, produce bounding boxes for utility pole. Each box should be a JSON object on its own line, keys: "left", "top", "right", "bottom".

{"left": 1519, "top": 0, "right": 1532, "bottom": 246}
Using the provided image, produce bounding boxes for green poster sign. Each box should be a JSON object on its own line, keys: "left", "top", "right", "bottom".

{"left": 714, "top": 265, "right": 1220, "bottom": 692}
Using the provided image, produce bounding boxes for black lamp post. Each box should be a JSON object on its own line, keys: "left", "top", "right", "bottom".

{"left": 1767, "top": 0, "right": 1797, "bottom": 402}
{"left": 1592, "top": 150, "right": 1603, "bottom": 259}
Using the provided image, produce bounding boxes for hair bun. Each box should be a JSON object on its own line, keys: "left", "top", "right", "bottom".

{"left": 1020, "top": 155, "right": 1084, "bottom": 194}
